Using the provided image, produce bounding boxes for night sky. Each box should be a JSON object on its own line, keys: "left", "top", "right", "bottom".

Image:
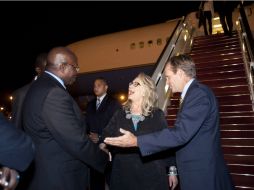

{"left": 0, "top": 1, "right": 200, "bottom": 106}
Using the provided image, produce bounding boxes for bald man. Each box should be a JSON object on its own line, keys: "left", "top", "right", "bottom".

{"left": 22, "top": 47, "right": 108, "bottom": 190}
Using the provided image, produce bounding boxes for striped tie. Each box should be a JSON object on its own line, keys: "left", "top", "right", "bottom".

{"left": 96, "top": 98, "right": 101, "bottom": 110}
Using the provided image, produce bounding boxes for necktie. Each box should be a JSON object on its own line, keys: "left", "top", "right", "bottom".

{"left": 96, "top": 98, "right": 101, "bottom": 110}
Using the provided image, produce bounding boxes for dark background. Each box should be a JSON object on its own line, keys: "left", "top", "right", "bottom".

{"left": 0, "top": 1, "right": 201, "bottom": 107}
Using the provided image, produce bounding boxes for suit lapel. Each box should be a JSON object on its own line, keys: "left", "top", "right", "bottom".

{"left": 96, "top": 95, "right": 108, "bottom": 112}
{"left": 178, "top": 79, "right": 197, "bottom": 113}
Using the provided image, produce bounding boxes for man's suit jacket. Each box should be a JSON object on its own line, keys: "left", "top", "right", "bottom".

{"left": 22, "top": 72, "right": 108, "bottom": 190}
{"left": 11, "top": 83, "right": 31, "bottom": 129}
{"left": 138, "top": 80, "right": 234, "bottom": 190}
{"left": 0, "top": 113, "right": 34, "bottom": 171}
{"left": 86, "top": 95, "right": 120, "bottom": 135}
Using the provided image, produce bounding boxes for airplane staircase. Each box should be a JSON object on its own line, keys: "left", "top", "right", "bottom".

{"left": 167, "top": 32, "right": 254, "bottom": 189}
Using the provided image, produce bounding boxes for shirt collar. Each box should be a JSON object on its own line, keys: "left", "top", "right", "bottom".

{"left": 97, "top": 93, "right": 107, "bottom": 102}
{"left": 45, "top": 71, "right": 66, "bottom": 89}
{"left": 181, "top": 78, "right": 195, "bottom": 100}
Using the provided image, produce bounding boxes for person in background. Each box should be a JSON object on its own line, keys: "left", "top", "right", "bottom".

{"left": 104, "top": 55, "right": 234, "bottom": 190}
{"left": 10, "top": 53, "right": 47, "bottom": 190}
{"left": 199, "top": 0, "right": 214, "bottom": 35}
{"left": 102, "top": 73, "right": 178, "bottom": 190}
{"left": 86, "top": 77, "right": 120, "bottom": 190}
{"left": 0, "top": 113, "right": 34, "bottom": 190}
{"left": 214, "top": 1, "right": 238, "bottom": 36}
{"left": 11, "top": 53, "right": 47, "bottom": 129}
{"left": 22, "top": 47, "right": 108, "bottom": 190}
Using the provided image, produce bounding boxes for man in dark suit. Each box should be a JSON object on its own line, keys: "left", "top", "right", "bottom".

{"left": 22, "top": 47, "right": 108, "bottom": 190}
{"left": 0, "top": 113, "right": 34, "bottom": 189}
{"left": 86, "top": 77, "right": 120, "bottom": 190}
{"left": 214, "top": 1, "right": 238, "bottom": 36}
{"left": 105, "top": 54, "right": 234, "bottom": 190}
{"left": 10, "top": 53, "right": 47, "bottom": 190}
{"left": 11, "top": 53, "right": 47, "bottom": 129}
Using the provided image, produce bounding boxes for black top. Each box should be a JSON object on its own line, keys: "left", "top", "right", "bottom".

{"left": 103, "top": 108, "right": 176, "bottom": 190}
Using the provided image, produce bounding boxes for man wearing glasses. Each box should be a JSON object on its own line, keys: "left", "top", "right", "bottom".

{"left": 22, "top": 47, "right": 108, "bottom": 190}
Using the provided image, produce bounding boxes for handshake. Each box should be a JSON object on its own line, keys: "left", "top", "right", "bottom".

{"left": 88, "top": 132, "right": 112, "bottom": 161}
{"left": 99, "top": 143, "right": 112, "bottom": 162}
{"left": 0, "top": 167, "right": 20, "bottom": 190}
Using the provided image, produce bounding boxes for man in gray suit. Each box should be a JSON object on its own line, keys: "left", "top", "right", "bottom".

{"left": 23, "top": 47, "right": 108, "bottom": 190}
{"left": 105, "top": 54, "right": 234, "bottom": 190}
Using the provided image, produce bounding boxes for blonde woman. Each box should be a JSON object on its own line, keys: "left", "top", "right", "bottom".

{"left": 102, "top": 73, "right": 178, "bottom": 190}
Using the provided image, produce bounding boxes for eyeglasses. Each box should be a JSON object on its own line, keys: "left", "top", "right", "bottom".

{"left": 129, "top": 81, "right": 141, "bottom": 87}
{"left": 68, "top": 64, "right": 80, "bottom": 72}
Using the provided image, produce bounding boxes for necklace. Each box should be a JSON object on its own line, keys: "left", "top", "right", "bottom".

{"left": 131, "top": 114, "right": 144, "bottom": 131}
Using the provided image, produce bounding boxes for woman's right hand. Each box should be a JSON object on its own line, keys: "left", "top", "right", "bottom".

{"left": 99, "top": 143, "right": 112, "bottom": 161}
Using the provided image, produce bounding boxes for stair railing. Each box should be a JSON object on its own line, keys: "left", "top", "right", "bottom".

{"left": 151, "top": 16, "right": 195, "bottom": 111}
{"left": 237, "top": 3, "right": 254, "bottom": 110}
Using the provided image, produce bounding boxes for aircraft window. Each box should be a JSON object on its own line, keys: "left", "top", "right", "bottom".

{"left": 157, "top": 38, "right": 162, "bottom": 45}
{"left": 148, "top": 40, "right": 153, "bottom": 47}
{"left": 139, "top": 41, "right": 144, "bottom": 48}
{"left": 130, "top": 42, "right": 136, "bottom": 49}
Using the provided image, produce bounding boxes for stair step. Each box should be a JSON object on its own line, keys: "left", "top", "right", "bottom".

{"left": 193, "top": 53, "right": 242, "bottom": 63}
{"left": 167, "top": 103, "right": 253, "bottom": 112}
{"left": 222, "top": 145, "right": 254, "bottom": 155}
{"left": 190, "top": 46, "right": 241, "bottom": 57}
{"left": 167, "top": 109, "right": 179, "bottom": 116}
{"left": 235, "top": 186, "right": 254, "bottom": 190}
{"left": 197, "top": 70, "right": 246, "bottom": 80}
{"left": 231, "top": 174, "right": 254, "bottom": 188}
{"left": 168, "top": 119, "right": 250, "bottom": 128}
{"left": 220, "top": 116, "right": 254, "bottom": 124}
{"left": 212, "top": 85, "right": 249, "bottom": 95}
{"left": 194, "top": 32, "right": 237, "bottom": 41}
{"left": 202, "top": 78, "right": 247, "bottom": 88}
{"left": 220, "top": 112, "right": 254, "bottom": 117}
{"left": 195, "top": 58, "right": 243, "bottom": 68}
{"left": 167, "top": 111, "right": 254, "bottom": 118}
{"left": 197, "top": 63, "right": 245, "bottom": 75}
{"left": 227, "top": 164, "right": 254, "bottom": 175}
{"left": 224, "top": 154, "right": 254, "bottom": 165}
{"left": 220, "top": 129, "right": 254, "bottom": 138}
{"left": 192, "top": 40, "right": 240, "bottom": 52}
{"left": 219, "top": 105, "right": 253, "bottom": 112}
{"left": 193, "top": 36, "right": 238, "bottom": 44}
{"left": 220, "top": 124, "right": 254, "bottom": 130}
{"left": 216, "top": 94, "right": 251, "bottom": 104}
{"left": 167, "top": 111, "right": 254, "bottom": 119}
{"left": 191, "top": 49, "right": 242, "bottom": 60}
{"left": 167, "top": 120, "right": 176, "bottom": 127}
{"left": 193, "top": 35, "right": 239, "bottom": 46}
{"left": 192, "top": 43, "right": 240, "bottom": 54}
{"left": 221, "top": 138, "right": 254, "bottom": 146}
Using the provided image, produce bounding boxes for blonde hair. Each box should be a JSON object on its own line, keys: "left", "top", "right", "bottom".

{"left": 123, "top": 73, "right": 158, "bottom": 116}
